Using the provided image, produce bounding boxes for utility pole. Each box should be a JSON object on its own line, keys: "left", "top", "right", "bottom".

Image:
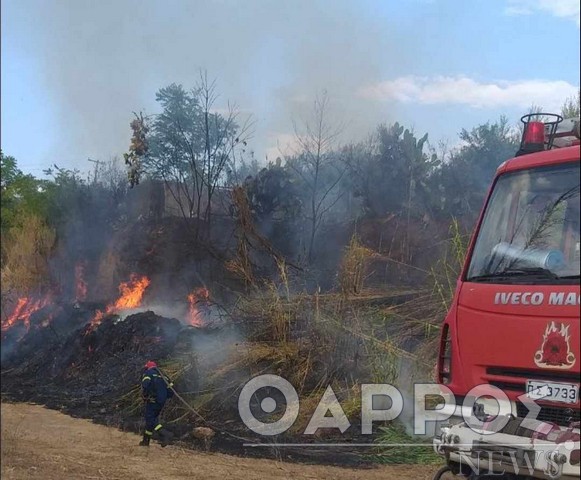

{"left": 87, "top": 158, "right": 104, "bottom": 184}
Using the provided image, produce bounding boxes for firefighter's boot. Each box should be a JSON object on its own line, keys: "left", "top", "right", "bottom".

{"left": 159, "top": 428, "right": 174, "bottom": 448}
{"left": 139, "top": 433, "right": 151, "bottom": 447}
{"left": 153, "top": 425, "right": 173, "bottom": 447}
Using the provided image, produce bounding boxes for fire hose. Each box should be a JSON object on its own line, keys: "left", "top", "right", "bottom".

{"left": 154, "top": 366, "right": 208, "bottom": 424}
{"left": 154, "top": 366, "right": 254, "bottom": 443}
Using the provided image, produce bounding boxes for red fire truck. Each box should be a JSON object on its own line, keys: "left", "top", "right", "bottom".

{"left": 433, "top": 114, "right": 580, "bottom": 480}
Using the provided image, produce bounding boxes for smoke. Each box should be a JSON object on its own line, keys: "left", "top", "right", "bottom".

{"left": 190, "top": 328, "right": 242, "bottom": 371}
{"left": 4, "top": 0, "right": 408, "bottom": 170}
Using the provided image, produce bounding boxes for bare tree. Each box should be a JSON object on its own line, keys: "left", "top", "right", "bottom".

{"left": 289, "top": 91, "right": 346, "bottom": 262}
{"left": 197, "top": 71, "right": 253, "bottom": 231}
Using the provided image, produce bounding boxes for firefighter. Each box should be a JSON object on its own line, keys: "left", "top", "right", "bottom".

{"left": 139, "top": 360, "right": 174, "bottom": 447}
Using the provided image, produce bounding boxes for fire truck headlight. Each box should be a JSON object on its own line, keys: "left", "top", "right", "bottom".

{"left": 548, "top": 451, "right": 567, "bottom": 465}
{"left": 440, "top": 427, "right": 451, "bottom": 444}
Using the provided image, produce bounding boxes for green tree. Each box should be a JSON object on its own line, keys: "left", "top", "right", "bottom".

{"left": 561, "top": 89, "right": 580, "bottom": 118}
{"left": 246, "top": 158, "right": 303, "bottom": 223}
{"left": 1, "top": 153, "right": 57, "bottom": 295}
{"left": 140, "top": 75, "right": 251, "bottom": 228}
{"left": 346, "top": 123, "right": 438, "bottom": 219}
{"left": 1, "top": 151, "right": 52, "bottom": 235}
{"left": 244, "top": 159, "right": 304, "bottom": 258}
{"left": 433, "top": 117, "right": 519, "bottom": 218}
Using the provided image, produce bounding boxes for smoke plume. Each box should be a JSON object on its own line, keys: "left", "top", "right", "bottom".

{"left": 3, "top": 0, "right": 408, "bottom": 169}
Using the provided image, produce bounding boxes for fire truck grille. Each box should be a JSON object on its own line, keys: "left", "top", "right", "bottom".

{"left": 516, "top": 402, "right": 580, "bottom": 426}
{"left": 489, "top": 380, "right": 523, "bottom": 392}
{"left": 486, "top": 367, "right": 579, "bottom": 383}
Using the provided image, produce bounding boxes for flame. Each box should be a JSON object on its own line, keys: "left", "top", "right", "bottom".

{"left": 187, "top": 287, "right": 210, "bottom": 327}
{"left": 90, "top": 309, "right": 106, "bottom": 327}
{"left": 544, "top": 321, "right": 571, "bottom": 342}
{"left": 112, "top": 275, "right": 151, "bottom": 310}
{"left": 75, "top": 261, "right": 88, "bottom": 302}
{"left": 89, "top": 274, "right": 151, "bottom": 329}
{"left": 2, "top": 296, "right": 51, "bottom": 334}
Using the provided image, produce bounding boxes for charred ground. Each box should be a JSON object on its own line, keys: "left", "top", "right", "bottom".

{"left": 1, "top": 305, "right": 403, "bottom": 465}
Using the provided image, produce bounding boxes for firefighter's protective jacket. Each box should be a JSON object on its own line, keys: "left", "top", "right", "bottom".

{"left": 141, "top": 367, "right": 174, "bottom": 404}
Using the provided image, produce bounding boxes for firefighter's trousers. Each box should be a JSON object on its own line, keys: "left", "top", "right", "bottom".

{"left": 144, "top": 401, "right": 165, "bottom": 436}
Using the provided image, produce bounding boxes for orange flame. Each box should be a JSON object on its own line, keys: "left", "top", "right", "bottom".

{"left": 90, "top": 309, "right": 106, "bottom": 327}
{"left": 112, "top": 275, "right": 151, "bottom": 310}
{"left": 187, "top": 287, "right": 210, "bottom": 327}
{"left": 2, "top": 296, "right": 51, "bottom": 333}
{"left": 75, "top": 261, "right": 88, "bottom": 302}
{"left": 89, "top": 274, "right": 151, "bottom": 329}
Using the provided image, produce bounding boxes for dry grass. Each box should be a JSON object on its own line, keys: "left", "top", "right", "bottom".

{"left": 1, "top": 403, "right": 437, "bottom": 479}
{"left": 111, "top": 217, "right": 468, "bottom": 451}
{"left": 225, "top": 188, "right": 255, "bottom": 286}
{"left": 241, "top": 218, "right": 467, "bottom": 388}
{"left": 339, "top": 234, "right": 375, "bottom": 296}
{"left": 1, "top": 213, "right": 55, "bottom": 296}
{"left": 1, "top": 416, "right": 25, "bottom": 465}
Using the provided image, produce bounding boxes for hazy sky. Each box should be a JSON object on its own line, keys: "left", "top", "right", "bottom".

{"left": 2, "top": 0, "right": 579, "bottom": 176}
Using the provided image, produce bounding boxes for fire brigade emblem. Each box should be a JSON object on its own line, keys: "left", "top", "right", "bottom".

{"left": 534, "top": 322, "right": 576, "bottom": 369}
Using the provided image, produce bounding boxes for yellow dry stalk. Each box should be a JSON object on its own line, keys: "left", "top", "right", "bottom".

{"left": 287, "top": 390, "right": 326, "bottom": 435}
{"left": 227, "top": 187, "right": 256, "bottom": 286}
{"left": 428, "top": 218, "right": 469, "bottom": 314}
{"left": 334, "top": 320, "right": 423, "bottom": 364}
{"left": 338, "top": 234, "right": 375, "bottom": 296}
{"left": 118, "top": 385, "right": 144, "bottom": 415}
{"left": 292, "top": 355, "right": 312, "bottom": 394}
{"left": 117, "top": 359, "right": 195, "bottom": 413}
{"left": 208, "top": 341, "right": 301, "bottom": 381}
{"left": 1, "top": 214, "right": 56, "bottom": 295}
{"left": 340, "top": 384, "right": 363, "bottom": 419}
{"left": 287, "top": 384, "right": 360, "bottom": 437}
{"left": 275, "top": 257, "right": 290, "bottom": 301}
{"left": 266, "top": 282, "right": 292, "bottom": 342}
{"left": 225, "top": 256, "right": 254, "bottom": 286}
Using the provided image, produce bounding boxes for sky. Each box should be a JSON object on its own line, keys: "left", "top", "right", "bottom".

{"left": 1, "top": 0, "right": 579, "bottom": 176}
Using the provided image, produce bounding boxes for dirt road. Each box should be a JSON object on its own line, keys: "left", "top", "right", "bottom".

{"left": 1, "top": 403, "right": 439, "bottom": 480}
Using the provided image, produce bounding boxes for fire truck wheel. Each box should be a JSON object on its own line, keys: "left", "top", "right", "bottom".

{"left": 432, "top": 466, "right": 455, "bottom": 480}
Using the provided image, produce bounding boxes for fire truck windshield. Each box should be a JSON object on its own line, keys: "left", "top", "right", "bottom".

{"left": 467, "top": 163, "right": 580, "bottom": 283}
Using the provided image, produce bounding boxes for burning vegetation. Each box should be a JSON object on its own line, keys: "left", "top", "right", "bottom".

{"left": 2, "top": 268, "right": 213, "bottom": 349}
{"left": 2, "top": 296, "right": 52, "bottom": 337}
{"left": 187, "top": 287, "right": 210, "bottom": 327}
{"left": 74, "top": 261, "right": 88, "bottom": 302}
{"left": 1, "top": 87, "right": 578, "bottom": 464}
{"left": 0, "top": 222, "right": 452, "bottom": 462}
{"left": 89, "top": 274, "right": 151, "bottom": 328}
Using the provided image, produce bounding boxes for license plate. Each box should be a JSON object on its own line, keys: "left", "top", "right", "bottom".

{"left": 526, "top": 380, "right": 579, "bottom": 404}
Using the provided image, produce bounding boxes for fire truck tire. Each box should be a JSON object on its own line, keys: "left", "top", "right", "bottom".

{"left": 432, "top": 466, "right": 454, "bottom": 480}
